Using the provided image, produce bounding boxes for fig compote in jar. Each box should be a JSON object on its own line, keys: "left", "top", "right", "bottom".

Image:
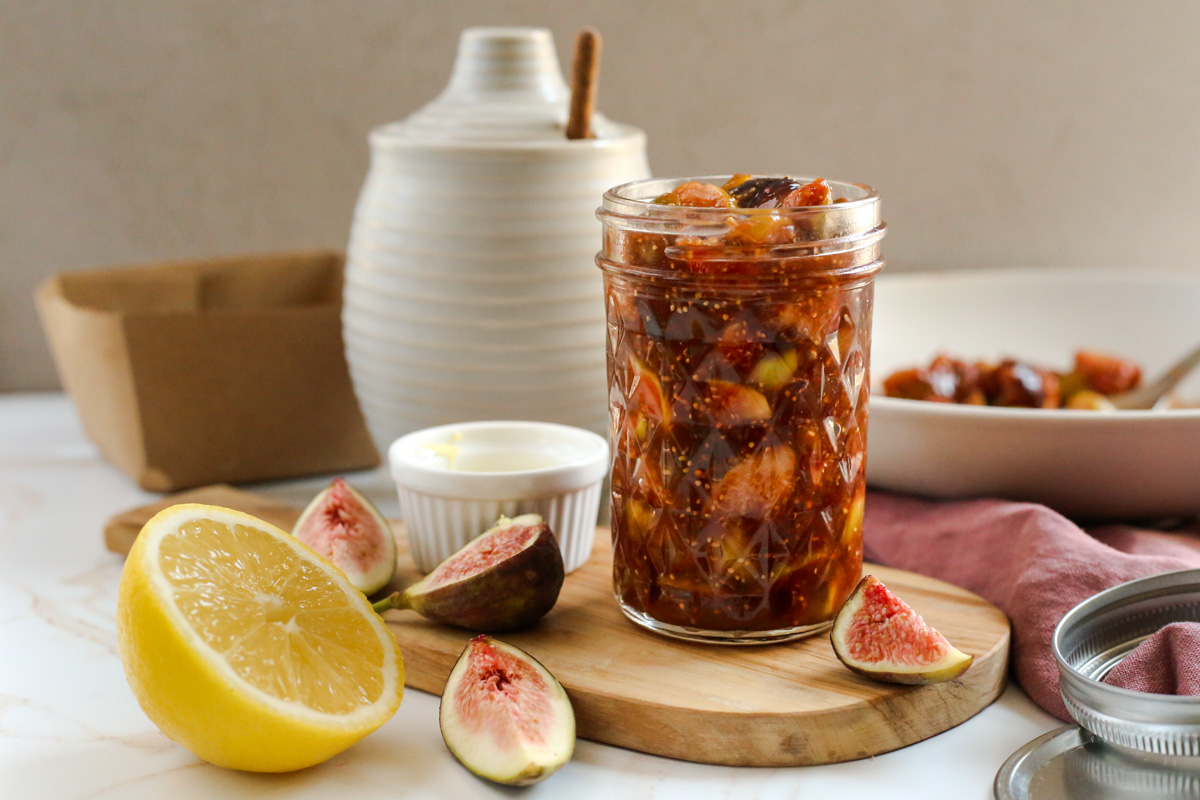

{"left": 597, "top": 175, "right": 886, "bottom": 644}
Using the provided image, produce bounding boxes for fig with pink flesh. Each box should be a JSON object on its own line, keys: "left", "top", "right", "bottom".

{"left": 373, "top": 514, "right": 564, "bottom": 632}
{"left": 440, "top": 635, "right": 575, "bottom": 786}
{"left": 830, "top": 574, "right": 973, "bottom": 685}
{"left": 291, "top": 478, "right": 396, "bottom": 595}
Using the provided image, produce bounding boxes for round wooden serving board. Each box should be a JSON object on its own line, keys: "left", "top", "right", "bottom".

{"left": 106, "top": 485, "right": 1011, "bottom": 767}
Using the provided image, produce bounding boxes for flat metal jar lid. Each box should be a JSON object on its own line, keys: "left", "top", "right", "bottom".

{"left": 995, "top": 726, "right": 1200, "bottom": 799}
{"left": 1052, "top": 568, "right": 1200, "bottom": 761}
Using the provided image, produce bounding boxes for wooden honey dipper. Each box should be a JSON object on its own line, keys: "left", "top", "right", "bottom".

{"left": 566, "top": 28, "right": 601, "bottom": 140}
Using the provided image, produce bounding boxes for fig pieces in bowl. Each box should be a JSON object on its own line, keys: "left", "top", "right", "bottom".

{"left": 830, "top": 575, "right": 973, "bottom": 685}
{"left": 440, "top": 635, "right": 575, "bottom": 786}
{"left": 374, "top": 514, "right": 565, "bottom": 632}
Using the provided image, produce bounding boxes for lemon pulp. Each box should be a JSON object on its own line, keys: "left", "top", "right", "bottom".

{"left": 160, "top": 517, "right": 387, "bottom": 714}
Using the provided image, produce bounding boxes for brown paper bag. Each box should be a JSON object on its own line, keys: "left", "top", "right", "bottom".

{"left": 35, "top": 251, "right": 379, "bottom": 491}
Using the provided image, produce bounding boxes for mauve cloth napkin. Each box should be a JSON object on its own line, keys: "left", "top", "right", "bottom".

{"left": 1102, "top": 622, "right": 1200, "bottom": 695}
{"left": 862, "top": 491, "right": 1200, "bottom": 721}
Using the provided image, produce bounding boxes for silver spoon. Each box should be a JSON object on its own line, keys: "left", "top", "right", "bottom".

{"left": 1108, "top": 342, "right": 1200, "bottom": 410}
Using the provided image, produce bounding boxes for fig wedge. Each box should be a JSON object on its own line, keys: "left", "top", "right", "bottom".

{"left": 374, "top": 514, "right": 564, "bottom": 632}
{"left": 440, "top": 636, "right": 575, "bottom": 786}
{"left": 292, "top": 478, "right": 396, "bottom": 595}
{"left": 830, "top": 575, "right": 973, "bottom": 685}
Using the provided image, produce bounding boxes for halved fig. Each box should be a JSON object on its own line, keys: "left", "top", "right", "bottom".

{"left": 707, "top": 380, "right": 772, "bottom": 425}
{"left": 374, "top": 514, "right": 564, "bottom": 632}
{"left": 830, "top": 575, "right": 973, "bottom": 685}
{"left": 440, "top": 635, "right": 575, "bottom": 786}
{"left": 628, "top": 357, "right": 671, "bottom": 426}
{"left": 708, "top": 445, "right": 796, "bottom": 518}
{"left": 291, "top": 478, "right": 396, "bottom": 595}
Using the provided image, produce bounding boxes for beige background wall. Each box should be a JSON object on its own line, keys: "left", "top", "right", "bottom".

{"left": 5, "top": 1, "right": 1200, "bottom": 391}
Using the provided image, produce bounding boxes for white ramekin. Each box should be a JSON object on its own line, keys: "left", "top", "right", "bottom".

{"left": 388, "top": 420, "right": 608, "bottom": 574}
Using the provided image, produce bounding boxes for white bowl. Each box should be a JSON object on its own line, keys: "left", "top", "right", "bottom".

{"left": 868, "top": 268, "right": 1200, "bottom": 519}
{"left": 388, "top": 421, "right": 609, "bottom": 573}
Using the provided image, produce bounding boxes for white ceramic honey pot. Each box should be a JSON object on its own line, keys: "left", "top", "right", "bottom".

{"left": 343, "top": 27, "right": 650, "bottom": 453}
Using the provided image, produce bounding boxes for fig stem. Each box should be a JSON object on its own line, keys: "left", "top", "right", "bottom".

{"left": 371, "top": 591, "right": 411, "bottom": 615}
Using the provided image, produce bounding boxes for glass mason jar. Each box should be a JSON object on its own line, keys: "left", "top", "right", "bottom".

{"left": 596, "top": 175, "right": 886, "bottom": 644}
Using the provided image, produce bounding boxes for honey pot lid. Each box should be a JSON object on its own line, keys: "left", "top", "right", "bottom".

{"left": 377, "top": 27, "right": 630, "bottom": 146}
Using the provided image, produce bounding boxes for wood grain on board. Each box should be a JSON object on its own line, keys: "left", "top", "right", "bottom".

{"left": 106, "top": 485, "right": 1011, "bottom": 767}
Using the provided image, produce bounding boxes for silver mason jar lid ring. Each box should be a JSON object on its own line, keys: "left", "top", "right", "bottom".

{"left": 1052, "top": 568, "right": 1200, "bottom": 764}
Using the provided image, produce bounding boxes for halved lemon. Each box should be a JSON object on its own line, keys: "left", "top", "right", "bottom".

{"left": 116, "top": 504, "right": 404, "bottom": 772}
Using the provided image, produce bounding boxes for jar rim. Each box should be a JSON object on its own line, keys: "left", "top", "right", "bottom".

{"left": 597, "top": 174, "right": 885, "bottom": 284}
{"left": 601, "top": 174, "right": 880, "bottom": 218}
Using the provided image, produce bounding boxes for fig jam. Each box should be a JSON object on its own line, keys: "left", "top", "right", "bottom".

{"left": 597, "top": 175, "right": 886, "bottom": 643}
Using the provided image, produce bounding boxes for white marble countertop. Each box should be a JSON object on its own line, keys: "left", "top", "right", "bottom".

{"left": 1, "top": 392, "right": 1063, "bottom": 799}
